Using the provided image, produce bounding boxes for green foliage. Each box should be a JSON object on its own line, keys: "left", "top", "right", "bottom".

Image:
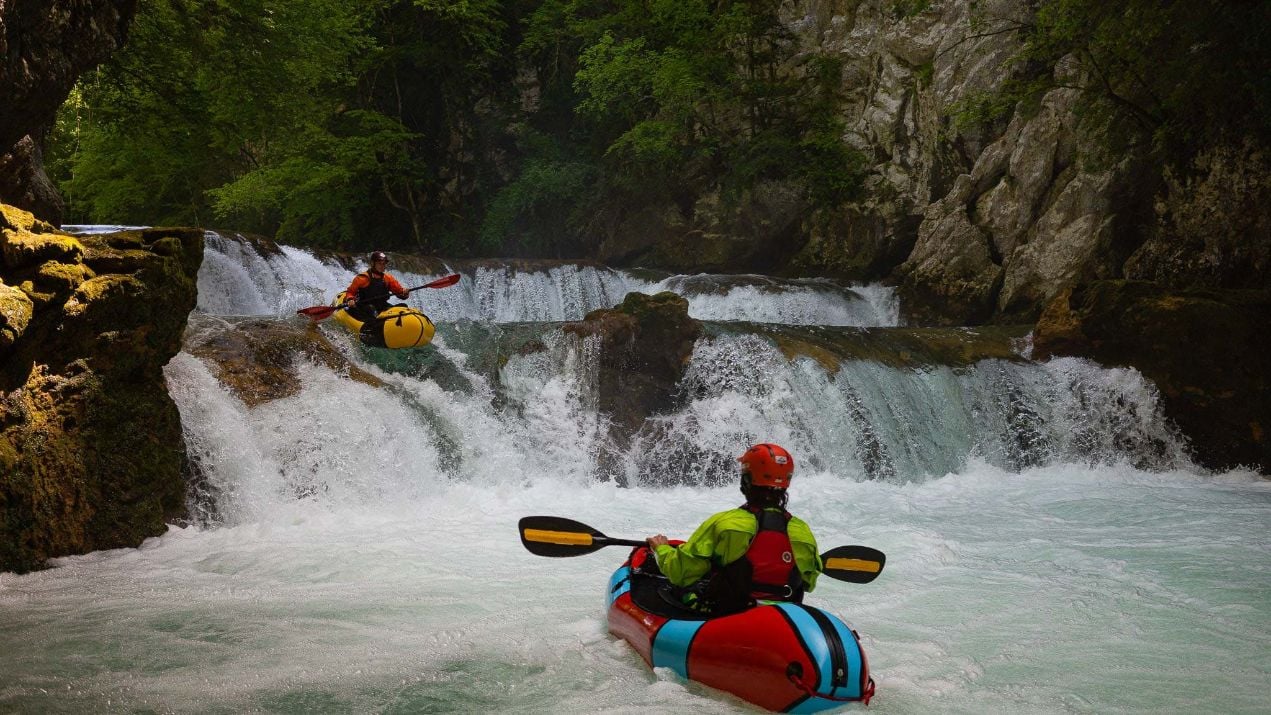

{"left": 48, "top": 0, "right": 868, "bottom": 256}
{"left": 564, "top": 0, "right": 865, "bottom": 214}
{"left": 890, "top": 0, "right": 932, "bottom": 21}
{"left": 479, "top": 154, "right": 597, "bottom": 255}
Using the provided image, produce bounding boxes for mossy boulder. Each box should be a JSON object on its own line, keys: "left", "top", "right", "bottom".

{"left": 1, "top": 205, "right": 204, "bottom": 573}
{"left": 185, "top": 317, "right": 383, "bottom": 407}
{"left": 564, "top": 291, "right": 702, "bottom": 480}
{"left": 1034, "top": 280, "right": 1271, "bottom": 473}
{"left": 0, "top": 279, "right": 34, "bottom": 349}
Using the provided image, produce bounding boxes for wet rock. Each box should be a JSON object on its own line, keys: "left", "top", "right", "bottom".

{"left": 184, "top": 318, "right": 383, "bottom": 407}
{"left": 756, "top": 323, "right": 1031, "bottom": 373}
{"left": 0, "top": 0, "right": 138, "bottom": 224}
{"left": 563, "top": 291, "right": 702, "bottom": 479}
{"left": 1034, "top": 280, "right": 1271, "bottom": 474}
{"left": 0, "top": 203, "right": 202, "bottom": 573}
{"left": 895, "top": 175, "right": 1004, "bottom": 325}
{"left": 1125, "top": 141, "right": 1271, "bottom": 291}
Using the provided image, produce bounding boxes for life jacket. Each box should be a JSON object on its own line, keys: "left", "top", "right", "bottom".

{"left": 356, "top": 271, "right": 393, "bottom": 312}
{"left": 740, "top": 506, "right": 804, "bottom": 602}
{"left": 696, "top": 506, "right": 804, "bottom": 616}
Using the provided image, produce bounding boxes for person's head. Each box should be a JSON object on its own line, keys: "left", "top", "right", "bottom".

{"left": 369, "top": 250, "right": 389, "bottom": 272}
{"left": 738, "top": 443, "right": 793, "bottom": 509}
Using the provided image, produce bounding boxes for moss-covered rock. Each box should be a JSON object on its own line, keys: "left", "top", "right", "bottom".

{"left": 0, "top": 279, "right": 34, "bottom": 349}
{"left": 750, "top": 323, "right": 1030, "bottom": 373}
{"left": 1, "top": 206, "right": 204, "bottom": 573}
{"left": 185, "top": 318, "right": 383, "bottom": 407}
{"left": 1034, "top": 280, "right": 1271, "bottom": 474}
{"left": 564, "top": 291, "right": 702, "bottom": 481}
{"left": 1, "top": 220, "right": 82, "bottom": 269}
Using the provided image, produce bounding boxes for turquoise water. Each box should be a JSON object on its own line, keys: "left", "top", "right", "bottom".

{"left": 2, "top": 462, "right": 1267, "bottom": 713}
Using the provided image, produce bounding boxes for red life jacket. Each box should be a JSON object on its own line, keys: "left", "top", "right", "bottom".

{"left": 741, "top": 506, "right": 804, "bottom": 602}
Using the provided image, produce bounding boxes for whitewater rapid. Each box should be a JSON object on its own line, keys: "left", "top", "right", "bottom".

{"left": 2, "top": 234, "right": 1269, "bottom": 714}
{"left": 3, "top": 461, "right": 1267, "bottom": 713}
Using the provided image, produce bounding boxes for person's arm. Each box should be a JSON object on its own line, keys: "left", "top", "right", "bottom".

{"left": 651, "top": 511, "right": 754, "bottom": 587}
{"left": 386, "top": 275, "right": 409, "bottom": 299}
{"left": 650, "top": 513, "right": 727, "bottom": 587}
{"left": 788, "top": 517, "right": 822, "bottom": 592}
{"left": 344, "top": 275, "right": 367, "bottom": 305}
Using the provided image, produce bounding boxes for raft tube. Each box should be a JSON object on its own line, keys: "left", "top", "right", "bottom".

{"left": 333, "top": 292, "right": 436, "bottom": 349}
{"left": 607, "top": 548, "right": 874, "bottom": 712}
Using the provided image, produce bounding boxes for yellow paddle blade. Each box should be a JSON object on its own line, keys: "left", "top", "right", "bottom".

{"left": 519, "top": 516, "right": 645, "bottom": 557}
{"left": 824, "top": 557, "right": 882, "bottom": 574}
{"left": 820, "top": 545, "right": 887, "bottom": 583}
{"left": 523, "top": 529, "right": 594, "bottom": 547}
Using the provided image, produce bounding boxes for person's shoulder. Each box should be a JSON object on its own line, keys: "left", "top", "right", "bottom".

{"left": 786, "top": 514, "right": 817, "bottom": 542}
{"left": 708, "top": 507, "right": 757, "bottom": 529}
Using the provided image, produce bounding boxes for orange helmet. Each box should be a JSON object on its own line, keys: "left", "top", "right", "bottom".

{"left": 738, "top": 443, "right": 794, "bottom": 489}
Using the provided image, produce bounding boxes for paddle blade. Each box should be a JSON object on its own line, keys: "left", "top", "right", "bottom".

{"left": 422, "top": 273, "right": 461, "bottom": 289}
{"left": 519, "top": 516, "right": 608, "bottom": 557}
{"left": 820, "top": 545, "right": 886, "bottom": 584}
{"left": 297, "top": 305, "right": 341, "bottom": 321}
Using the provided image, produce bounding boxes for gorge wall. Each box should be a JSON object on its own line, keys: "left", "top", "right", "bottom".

{"left": 0, "top": 206, "right": 202, "bottom": 572}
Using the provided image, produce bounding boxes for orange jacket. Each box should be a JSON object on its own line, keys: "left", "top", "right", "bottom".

{"left": 345, "top": 271, "right": 408, "bottom": 303}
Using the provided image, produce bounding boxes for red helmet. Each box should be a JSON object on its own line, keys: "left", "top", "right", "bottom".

{"left": 738, "top": 443, "right": 794, "bottom": 489}
{"left": 369, "top": 250, "right": 388, "bottom": 263}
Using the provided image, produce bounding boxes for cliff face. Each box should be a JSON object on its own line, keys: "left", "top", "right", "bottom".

{"left": 0, "top": 206, "right": 202, "bottom": 572}
{"left": 1034, "top": 282, "right": 1270, "bottom": 473}
{"left": 0, "top": 0, "right": 138, "bottom": 223}
{"left": 777, "top": 1, "right": 1267, "bottom": 325}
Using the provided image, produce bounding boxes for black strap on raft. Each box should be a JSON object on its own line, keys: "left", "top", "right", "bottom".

{"left": 786, "top": 669, "right": 875, "bottom": 705}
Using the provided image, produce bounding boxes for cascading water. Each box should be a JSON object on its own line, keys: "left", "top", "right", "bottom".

{"left": 1, "top": 232, "right": 1268, "bottom": 714}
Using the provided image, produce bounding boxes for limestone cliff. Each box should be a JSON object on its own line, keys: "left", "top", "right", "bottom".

{"left": 782, "top": 1, "right": 1265, "bottom": 326}
{"left": 0, "top": 205, "right": 202, "bottom": 573}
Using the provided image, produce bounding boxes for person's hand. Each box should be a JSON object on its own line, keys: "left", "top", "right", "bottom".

{"left": 397, "top": 291, "right": 410, "bottom": 300}
{"left": 646, "top": 534, "right": 669, "bottom": 549}
{"left": 344, "top": 297, "right": 357, "bottom": 307}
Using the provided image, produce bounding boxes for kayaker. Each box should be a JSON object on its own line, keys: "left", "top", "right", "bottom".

{"left": 343, "top": 250, "right": 410, "bottom": 325}
{"left": 645, "top": 443, "right": 821, "bottom": 616}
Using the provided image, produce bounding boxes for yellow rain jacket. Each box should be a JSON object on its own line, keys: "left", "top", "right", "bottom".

{"left": 653, "top": 507, "right": 822, "bottom": 593}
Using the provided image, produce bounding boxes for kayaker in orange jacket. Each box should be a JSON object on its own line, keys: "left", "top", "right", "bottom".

{"left": 646, "top": 443, "right": 822, "bottom": 616}
{"left": 344, "top": 250, "right": 410, "bottom": 324}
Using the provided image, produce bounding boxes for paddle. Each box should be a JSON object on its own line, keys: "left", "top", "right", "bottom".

{"left": 519, "top": 516, "right": 644, "bottom": 557}
{"left": 818, "top": 544, "right": 886, "bottom": 584}
{"left": 296, "top": 273, "right": 462, "bottom": 321}
{"left": 518, "top": 515, "right": 886, "bottom": 583}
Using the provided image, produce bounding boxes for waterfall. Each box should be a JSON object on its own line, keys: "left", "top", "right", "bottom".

{"left": 6, "top": 230, "right": 1266, "bottom": 715}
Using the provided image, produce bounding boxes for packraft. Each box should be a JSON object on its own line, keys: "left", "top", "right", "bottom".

{"left": 332, "top": 291, "right": 435, "bottom": 349}
{"left": 607, "top": 546, "right": 875, "bottom": 712}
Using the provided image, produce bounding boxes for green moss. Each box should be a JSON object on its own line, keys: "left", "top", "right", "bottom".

{"left": 0, "top": 282, "right": 34, "bottom": 342}
{"left": 1, "top": 231, "right": 85, "bottom": 270}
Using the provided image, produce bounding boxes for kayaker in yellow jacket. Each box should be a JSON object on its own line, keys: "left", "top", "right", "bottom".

{"left": 646, "top": 443, "right": 821, "bottom": 615}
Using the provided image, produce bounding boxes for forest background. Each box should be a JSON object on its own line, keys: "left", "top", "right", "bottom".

{"left": 45, "top": 0, "right": 1269, "bottom": 261}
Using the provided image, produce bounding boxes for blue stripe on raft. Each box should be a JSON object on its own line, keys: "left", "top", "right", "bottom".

{"left": 650, "top": 619, "right": 706, "bottom": 680}
{"left": 607, "top": 567, "right": 631, "bottom": 606}
{"left": 776, "top": 604, "right": 865, "bottom": 711}
{"left": 776, "top": 604, "right": 834, "bottom": 690}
